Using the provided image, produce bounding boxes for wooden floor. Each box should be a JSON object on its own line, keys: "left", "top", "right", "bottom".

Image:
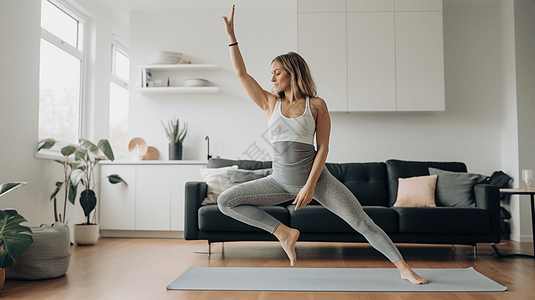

{"left": 1, "top": 238, "right": 533, "bottom": 299}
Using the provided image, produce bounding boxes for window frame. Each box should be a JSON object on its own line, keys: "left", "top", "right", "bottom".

{"left": 36, "top": 0, "right": 87, "bottom": 159}
{"left": 111, "top": 36, "right": 129, "bottom": 89}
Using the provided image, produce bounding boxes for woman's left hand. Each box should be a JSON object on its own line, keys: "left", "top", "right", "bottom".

{"left": 293, "top": 185, "right": 315, "bottom": 211}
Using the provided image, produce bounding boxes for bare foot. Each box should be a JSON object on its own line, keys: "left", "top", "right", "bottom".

{"left": 393, "top": 258, "right": 428, "bottom": 285}
{"left": 400, "top": 269, "right": 428, "bottom": 285}
{"left": 273, "top": 224, "right": 300, "bottom": 266}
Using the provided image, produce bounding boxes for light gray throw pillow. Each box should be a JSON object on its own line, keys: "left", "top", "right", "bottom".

{"left": 227, "top": 168, "right": 273, "bottom": 183}
{"left": 428, "top": 167, "right": 488, "bottom": 207}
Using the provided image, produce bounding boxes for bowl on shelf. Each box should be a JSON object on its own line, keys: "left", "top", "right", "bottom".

{"left": 148, "top": 51, "right": 182, "bottom": 64}
{"left": 184, "top": 78, "right": 209, "bottom": 87}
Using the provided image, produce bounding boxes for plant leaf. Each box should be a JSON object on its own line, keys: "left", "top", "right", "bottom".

{"left": 97, "top": 139, "right": 115, "bottom": 161}
{"left": 0, "top": 182, "right": 27, "bottom": 198}
{"left": 68, "top": 180, "right": 78, "bottom": 205}
{"left": 0, "top": 209, "right": 33, "bottom": 268}
{"left": 69, "top": 162, "right": 81, "bottom": 170}
{"left": 54, "top": 159, "right": 66, "bottom": 166}
{"left": 75, "top": 149, "right": 87, "bottom": 161}
{"left": 70, "top": 169, "right": 85, "bottom": 186}
{"left": 50, "top": 181, "right": 63, "bottom": 201}
{"left": 80, "top": 189, "right": 97, "bottom": 218}
{"left": 37, "top": 138, "right": 56, "bottom": 151}
{"left": 61, "top": 145, "right": 77, "bottom": 157}
{"left": 107, "top": 174, "right": 128, "bottom": 186}
{"left": 80, "top": 139, "right": 98, "bottom": 153}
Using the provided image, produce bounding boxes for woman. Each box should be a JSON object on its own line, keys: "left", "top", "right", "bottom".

{"left": 219, "top": 5, "right": 427, "bottom": 285}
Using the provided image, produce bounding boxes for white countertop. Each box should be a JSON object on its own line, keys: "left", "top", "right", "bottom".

{"left": 100, "top": 160, "right": 208, "bottom": 165}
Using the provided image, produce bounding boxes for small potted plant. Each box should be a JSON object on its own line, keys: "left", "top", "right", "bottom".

{"left": 162, "top": 117, "right": 188, "bottom": 160}
{"left": 0, "top": 182, "right": 33, "bottom": 290}
{"left": 37, "top": 139, "right": 79, "bottom": 223}
{"left": 70, "top": 139, "right": 126, "bottom": 245}
{"left": 38, "top": 138, "right": 126, "bottom": 245}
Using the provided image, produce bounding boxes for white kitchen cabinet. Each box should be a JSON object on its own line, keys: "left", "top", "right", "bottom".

{"left": 100, "top": 165, "right": 137, "bottom": 230}
{"left": 298, "top": 12, "right": 347, "bottom": 112}
{"left": 99, "top": 161, "right": 206, "bottom": 235}
{"left": 297, "top": 0, "right": 444, "bottom": 113}
{"left": 394, "top": 0, "right": 442, "bottom": 11}
{"left": 298, "top": 0, "right": 345, "bottom": 13}
{"left": 395, "top": 12, "right": 445, "bottom": 111}
{"left": 347, "top": 12, "right": 396, "bottom": 111}
{"left": 135, "top": 165, "right": 171, "bottom": 231}
{"left": 347, "top": 0, "right": 394, "bottom": 12}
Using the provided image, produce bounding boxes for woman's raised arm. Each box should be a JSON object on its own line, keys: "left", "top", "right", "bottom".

{"left": 223, "top": 5, "right": 272, "bottom": 112}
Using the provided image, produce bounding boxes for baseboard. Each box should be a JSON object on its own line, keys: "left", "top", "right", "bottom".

{"left": 100, "top": 230, "right": 184, "bottom": 239}
{"left": 510, "top": 233, "right": 533, "bottom": 243}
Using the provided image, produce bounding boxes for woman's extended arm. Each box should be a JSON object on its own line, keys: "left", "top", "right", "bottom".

{"left": 223, "top": 5, "right": 272, "bottom": 112}
{"left": 293, "top": 98, "right": 331, "bottom": 210}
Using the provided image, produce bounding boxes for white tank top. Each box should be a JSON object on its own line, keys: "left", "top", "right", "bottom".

{"left": 267, "top": 96, "right": 316, "bottom": 146}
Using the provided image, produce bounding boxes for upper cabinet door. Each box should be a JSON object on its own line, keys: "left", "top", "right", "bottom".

{"left": 347, "top": 12, "right": 396, "bottom": 111}
{"left": 298, "top": 12, "right": 348, "bottom": 112}
{"left": 347, "top": 0, "right": 394, "bottom": 12}
{"left": 298, "top": 0, "right": 346, "bottom": 13}
{"left": 395, "top": 12, "right": 445, "bottom": 111}
{"left": 395, "top": 0, "right": 442, "bottom": 11}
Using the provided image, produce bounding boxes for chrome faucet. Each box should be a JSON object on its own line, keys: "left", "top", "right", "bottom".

{"left": 205, "top": 136, "right": 212, "bottom": 161}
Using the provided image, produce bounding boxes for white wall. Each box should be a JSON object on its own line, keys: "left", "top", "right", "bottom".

{"left": 514, "top": 0, "right": 535, "bottom": 241}
{"left": 129, "top": 0, "right": 503, "bottom": 176}
{"left": 128, "top": 3, "right": 297, "bottom": 162}
{"left": 0, "top": 0, "right": 127, "bottom": 241}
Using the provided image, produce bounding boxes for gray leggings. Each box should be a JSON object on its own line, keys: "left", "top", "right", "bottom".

{"left": 217, "top": 170, "right": 403, "bottom": 263}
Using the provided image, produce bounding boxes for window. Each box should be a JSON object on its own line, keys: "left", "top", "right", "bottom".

{"left": 109, "top": 39, "right": 130, "bottom": 158}
{"left": 39, "top": 0, "right": 84, "bottom": 145}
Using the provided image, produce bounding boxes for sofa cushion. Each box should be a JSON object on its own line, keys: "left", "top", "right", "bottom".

{"left": 325, "top": 162, "right": 389, "bottom": 206}
{"left": 198, "top": 204, "right": 290, "bottom": 232}
{"left": 199, "top": 165, "right": 239, "bottom": 205}
{"left": 288, "top": 205, "right": 399, "bottom": 233}
{"left": 228, "top": 168, "right": 273, "bottom": 183}
{"left": 207, "top": 158, "right": 272, "bottom": 170}
{"left": 393, "top": 207, "right": 491, "bottom": 234}
{"left": 428, "top": 167, "right": 488, "bottom": 207}
{"left": 393, "top": 175, "right": 437, "bottom": 207}
{"left": 386, "top": 160, "right": 467, "bottom": 207}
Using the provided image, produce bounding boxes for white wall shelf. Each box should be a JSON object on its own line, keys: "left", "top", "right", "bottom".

{"left": 135, "top": 64, "right": 220, "bottom": 71}
{"left": 135, "top": 87, "right": 220, "bottom": 94}
{"left": 136, "top": 64, "right": 221, "bottom": 94}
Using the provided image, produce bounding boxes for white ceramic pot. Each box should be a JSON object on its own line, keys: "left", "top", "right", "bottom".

{"left": 74, "top": 224, "right": 99, "bottom": 245}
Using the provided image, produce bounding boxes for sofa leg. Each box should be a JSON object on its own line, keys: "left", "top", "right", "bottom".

{"left": 473, "top": 244, "right": 477, "bottom": 258}
{"left": 194, "top": 241, "right": 213, "bottom": 256}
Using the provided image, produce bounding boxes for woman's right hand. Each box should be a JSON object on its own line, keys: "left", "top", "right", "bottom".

{"left": 222, "top": 5, "right": 236, "bottom": 39}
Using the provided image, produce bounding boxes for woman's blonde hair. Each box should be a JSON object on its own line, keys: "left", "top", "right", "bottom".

{"left": 271, "top": 52, "right": 317, "bottom": 101}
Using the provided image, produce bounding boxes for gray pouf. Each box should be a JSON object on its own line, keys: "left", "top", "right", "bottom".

{"left": 6, "top": 222, "right": 71, "bottom": 280}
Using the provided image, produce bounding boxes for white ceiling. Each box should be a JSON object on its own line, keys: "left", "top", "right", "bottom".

{"left": 97, "top": 0, "right": 295, "bottom": 26}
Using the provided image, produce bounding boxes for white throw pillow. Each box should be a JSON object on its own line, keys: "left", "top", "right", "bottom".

{"left": 199, "top": 165, "right": 238, "bottom": 205}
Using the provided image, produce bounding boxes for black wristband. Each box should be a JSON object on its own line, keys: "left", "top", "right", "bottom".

{"left": 229, "top": 42, "right": 238, "bottom": 47}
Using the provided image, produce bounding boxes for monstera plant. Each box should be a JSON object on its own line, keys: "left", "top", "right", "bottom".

{"left": 0, "top": 182, "right": 33, "bottom": 289}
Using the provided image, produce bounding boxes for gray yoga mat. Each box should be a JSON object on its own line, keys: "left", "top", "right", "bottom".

{"left": 167, "top": 266, "right": 507, "bottom": 292}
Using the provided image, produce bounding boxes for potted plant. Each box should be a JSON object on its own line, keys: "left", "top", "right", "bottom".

{"left": 70, "top": 139, "right": 126, "bottom": 245}
{"left": 37, "top": 139, "right": 79, "bottom": 223}
{"left": 38, "top": 138, "right": 126, "bottom": 245}
{"left": 0, "top": 182, "right": 33, "bottom": 290}
{"left": 162, "top": 117, "right": 188, "bottom": 160}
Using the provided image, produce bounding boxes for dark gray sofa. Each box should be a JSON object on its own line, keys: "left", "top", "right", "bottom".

{"left": 185, "top": 158, "right": 501, "bottom": 248}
